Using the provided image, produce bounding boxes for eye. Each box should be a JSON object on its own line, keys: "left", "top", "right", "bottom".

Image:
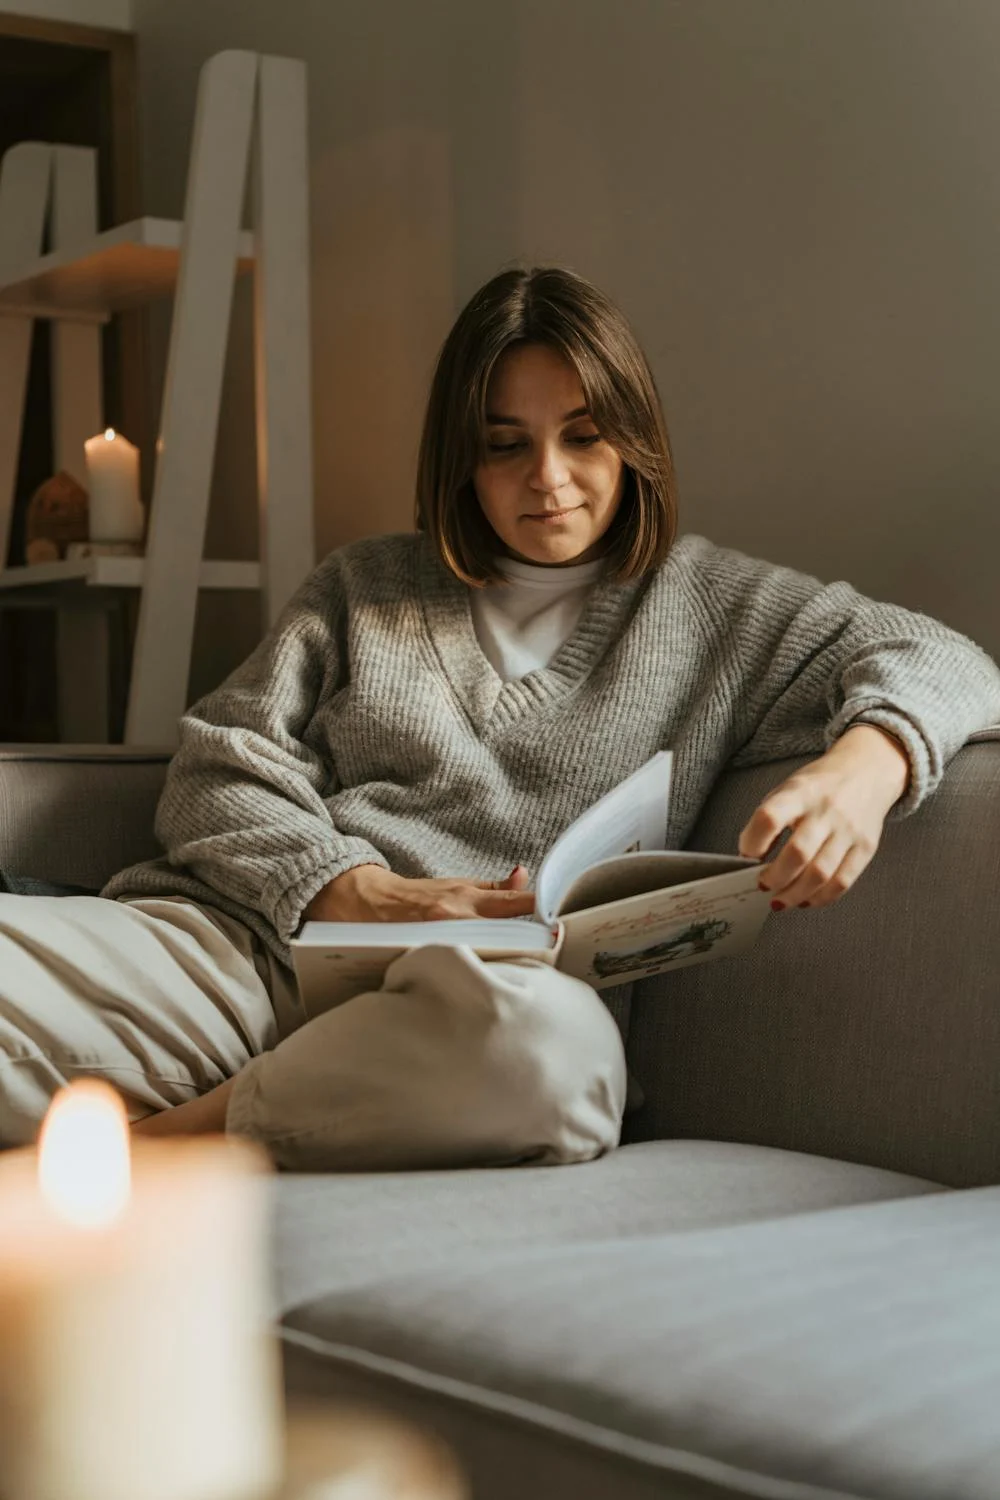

{"left": 486, "top": 433, "right": 602, "bottom": 454}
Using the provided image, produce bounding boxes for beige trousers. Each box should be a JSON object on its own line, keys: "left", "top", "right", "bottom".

{"left": 0, "top": 894, "right": 627, "bottom": 1170}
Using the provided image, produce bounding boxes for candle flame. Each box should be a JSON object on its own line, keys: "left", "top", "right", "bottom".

{"left": 38, "top": 1081, "right": 131, "bottom": 1228}
{"left": 104, "top": 428, "right": 116, "bottom": 441}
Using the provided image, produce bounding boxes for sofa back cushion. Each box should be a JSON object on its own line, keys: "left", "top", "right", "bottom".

{"left": 4, "top": 739, "right": 998, "bottom": 1186}
{"left": 626, "top": 741, "right": 1000, "bottom": 1187}
{"left": 0, "top": 747, "right": 169, "bottom": 889}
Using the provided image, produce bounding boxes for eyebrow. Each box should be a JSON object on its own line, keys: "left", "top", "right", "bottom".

{"left": 485, "top": 406, "right": 591, "bottom": 426}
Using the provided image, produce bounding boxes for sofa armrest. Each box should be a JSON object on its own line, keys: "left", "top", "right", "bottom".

{"left": 0, "top": 745, "right": 171, "bottom": 889}
{"left": 625, "top": 740, "right": 1000, "bottom": 1187}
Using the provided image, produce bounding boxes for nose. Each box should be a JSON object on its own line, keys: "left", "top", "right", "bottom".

{"left": 528, "top": 439, "right": 571, "bottom": 494}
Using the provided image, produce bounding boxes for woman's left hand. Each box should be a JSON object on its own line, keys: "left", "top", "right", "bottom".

{"left": 737, "top": 723, "right": 911, "bottom": 911}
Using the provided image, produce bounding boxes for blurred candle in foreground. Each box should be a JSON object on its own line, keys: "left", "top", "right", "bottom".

{"left": 83, "top": 428, "right": 143, "bottom": 542}
{"left": 0, "top": 1080, "right": 282, "bottom": 1500}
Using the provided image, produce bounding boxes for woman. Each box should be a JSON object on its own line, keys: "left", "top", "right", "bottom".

{"left": 2, "top": 266, "right": 998, "bottom": 1167}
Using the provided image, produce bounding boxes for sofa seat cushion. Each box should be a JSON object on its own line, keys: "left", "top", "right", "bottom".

{"left": 279, "top": 1181, "right": 1000, "bottom": 1500}
{"left": 271, "top": 1138, "right": 941, "bottom": 1318}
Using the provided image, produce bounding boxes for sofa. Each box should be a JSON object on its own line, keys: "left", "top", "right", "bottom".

{"left": 3, "top": 736, "right": 1000, "bottom": 1500}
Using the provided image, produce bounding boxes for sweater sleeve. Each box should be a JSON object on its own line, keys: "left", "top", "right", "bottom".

{"left": 708, "top": 547, "right": 1000, "bottom": 819}
{"left": 141, "top": 556, "right": 388, "bottom": 941}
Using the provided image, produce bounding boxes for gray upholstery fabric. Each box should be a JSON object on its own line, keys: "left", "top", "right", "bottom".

{"left": 0, "top": 747, "right": 168, "bottom": 888}
{"left": 625, "top": 741, "right": 1000, "bottom": 1187}
{"left": 270, "top": 1138, "right": 941, "bottom": 1319}
{"left": 280, "top": 1184, "right": 1000, "bottom": 1500}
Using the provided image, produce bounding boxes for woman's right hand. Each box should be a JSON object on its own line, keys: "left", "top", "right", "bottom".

{"left": 302, "top": 863, "right": 536, "bottom": 924}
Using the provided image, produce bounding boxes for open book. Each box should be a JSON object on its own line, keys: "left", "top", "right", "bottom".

{"left": 290, "top": 752, "right": 774, "bottom": 1017}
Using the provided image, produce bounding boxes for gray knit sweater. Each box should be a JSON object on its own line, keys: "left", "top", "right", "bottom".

{"left": 103, "top": 531, "right": 1000, "bottom": 966}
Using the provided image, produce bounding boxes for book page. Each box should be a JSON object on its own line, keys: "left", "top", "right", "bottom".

{"left": 295, "top": 919, "right": 553, "bottom": 951}
{"left": 556, "top": 851, "right": 757, "bottom": 916}
{"left": 557, "top": 865, "right": 771, "bottom": 990}
{"left": 535, "top": 751, "right": 673, "bottom": 925}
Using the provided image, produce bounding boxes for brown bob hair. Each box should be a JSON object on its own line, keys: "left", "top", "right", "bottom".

{"left": 414, "top": 266, "right": 679, "bottom": 587}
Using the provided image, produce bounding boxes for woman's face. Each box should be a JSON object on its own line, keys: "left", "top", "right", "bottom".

{"left": 472, "top": 343, "right": 626, "bottom": 567}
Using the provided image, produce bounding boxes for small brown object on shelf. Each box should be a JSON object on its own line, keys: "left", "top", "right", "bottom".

{"left": 25, "top": 471, "right": 89, "bottom": 560}
{"left": 24, "top": 537, "right": 61, "bottom": 565}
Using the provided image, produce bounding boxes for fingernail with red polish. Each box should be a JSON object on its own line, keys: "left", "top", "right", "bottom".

{"left": 771, "top": 900, "right": 785, "bottom": 912}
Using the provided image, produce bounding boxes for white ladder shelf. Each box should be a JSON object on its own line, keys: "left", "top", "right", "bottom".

{"left": 0, "top": 50, "right": 315, "bottom": 746}
{"left": 0, "top": 215, "right": 256, "bottom": 319}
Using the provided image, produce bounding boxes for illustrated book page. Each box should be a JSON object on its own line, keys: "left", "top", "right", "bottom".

{"left": 554, "top": 852, "right": 770, "bottom": 989}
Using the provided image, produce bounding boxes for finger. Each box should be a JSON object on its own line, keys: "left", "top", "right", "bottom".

{"left": 473, "top": 888, "right": 537, "bottom": 918}
{"left": 473, "top": 865, "right": 530, "bottom": 892}
{"left": 757, "top": 815, "right": 833, "bottom": 896}
{"left": 738, "top": 783, "right": 812, "bottom": 859}
{"left": 795, "top": 840, "right": 878, "bottom": 911}
{"left": 769, "top": 830, "right": 850, "bottom": 907}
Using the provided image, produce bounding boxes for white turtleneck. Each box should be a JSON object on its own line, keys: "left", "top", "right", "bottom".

{"left": 469, "top": 554, "right": 606, "bottom": 682}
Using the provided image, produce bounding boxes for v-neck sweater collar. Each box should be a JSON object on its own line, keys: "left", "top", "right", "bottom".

{"left": 417, "top": 536, "right": 646, "bottom": 733}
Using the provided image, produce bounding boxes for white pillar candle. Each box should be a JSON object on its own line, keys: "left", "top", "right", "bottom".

{"left": 0, "top": 1081, "right": 283, "bottom": 1500}
{"left": 83, "top": 428, "right": 144, "bottom": 543}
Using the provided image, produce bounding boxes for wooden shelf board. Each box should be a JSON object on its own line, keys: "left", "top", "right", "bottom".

{"left": 0, "top": 217, "right": 256, "bottom": 319}
{"left": 0, "top": 556, "right": 261, "bottom": 591}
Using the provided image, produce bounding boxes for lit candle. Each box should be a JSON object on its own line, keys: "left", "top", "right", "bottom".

{"left": 0, "top": 1081, "right": 282, "bottom": 1500}
{"left": 83, "top": 428, "right": 144, "bottom": 543}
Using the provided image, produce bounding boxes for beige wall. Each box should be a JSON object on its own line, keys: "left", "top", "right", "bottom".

{"left": 2, "top": 0, "right": 132, "bottom": 28}
{"left": 132, "top": 0, "right": 1000, "bottom": 697}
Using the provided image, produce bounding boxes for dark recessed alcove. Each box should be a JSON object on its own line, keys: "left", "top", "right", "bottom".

{"left": 0, "top": 15, "right": 139, "bottom": 740}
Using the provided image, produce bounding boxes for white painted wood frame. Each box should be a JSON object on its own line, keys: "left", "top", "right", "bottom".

{"left": 253, "top": 55, "right": 315, "bottom": 630}
{"left": 125, "top": 49, "right": 315, "bottom": 744}
{"left": 124, "top": 51, "right": 258, "bottom": 746}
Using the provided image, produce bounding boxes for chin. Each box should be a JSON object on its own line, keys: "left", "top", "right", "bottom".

{"left": 512, "top": 523, "right": 587, "bottom": 562}
{"left": 514, "top": 538, "right": 574, "bottom": 564}
{"left": 547, "top": 533, "right": 598, "bottom": 560}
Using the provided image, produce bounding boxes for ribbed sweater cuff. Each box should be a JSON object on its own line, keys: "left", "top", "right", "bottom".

{"left": 263, "top": 839, "right": 390, "bottom": 942}
{"left": 826, "top": 703, "right": 933, "bottom": 820}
